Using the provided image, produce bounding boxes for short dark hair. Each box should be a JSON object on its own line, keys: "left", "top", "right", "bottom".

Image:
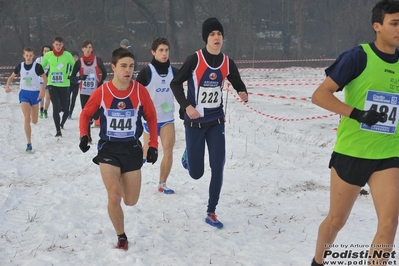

{"left": 71, "top": 51, "right": 79, "bottom": 57}
{"left": 372, "top": 0, "right": 399, "bottom": 24}
{"left": 23, "top": 46, "right": 34, "bottom": 53}
{"left": 151, "top": 38, "right": 170, "bottom": 52}
{"left": 111, "top": 47, "right": 135, "bottom": 65}
{"left": 81, "top": 40, "right": 93, "bottom": 48}
{"left": 53, "top": 36, "right": 64, "bottom": 43}
{"left": 41, "top": 45, "right": 52, "bottom": 55}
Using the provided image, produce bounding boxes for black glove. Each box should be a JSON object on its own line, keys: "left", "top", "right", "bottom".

{"left": 79, "top": 135, "right": 91, "bottom": 153}
{"left": 79, "top": 75, "right": 88, "bottom": 81}
{"left": 69, "top": 76, "right": 79, "bottom": 83}
{"left": 179, "top": 107, "right": 185, "bottom": 120}
{"left": 349, "top": 108, "right": 384, "bottom": 126}
{"left": 146, "top": 147, "right": 158, "bottom": 164}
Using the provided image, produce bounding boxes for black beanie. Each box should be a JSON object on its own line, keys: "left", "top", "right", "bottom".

{"left": 202, "top": 17, "right": 224, "bottom": 43}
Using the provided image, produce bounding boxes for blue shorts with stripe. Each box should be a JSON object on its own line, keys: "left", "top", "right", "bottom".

{"left": 143, "top": 119, "right": 174, "bottom": 135}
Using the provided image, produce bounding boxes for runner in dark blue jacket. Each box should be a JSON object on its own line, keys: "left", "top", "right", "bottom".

{"left": 170, "top": 17, "right": 248, "bottom": 228}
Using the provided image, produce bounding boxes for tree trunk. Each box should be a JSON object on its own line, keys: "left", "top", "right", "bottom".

{"left": 20, "top": 0, "right": 31, "bottom": 46}
{"left": 164, "top": 0, "right": 179, "bottom": 59}
{"left": 127, "top": 0, "right": 159, "bottom": 37}
{"left": 294, "top": 0, "right": 306, "bottom": 59}
{"left": 281, "top": 0, "right": 291, "bottom": 58}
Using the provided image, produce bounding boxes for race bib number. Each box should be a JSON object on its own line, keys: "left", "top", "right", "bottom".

{"left": 198, "top": 86, "right": 221, "bottom": 108}
{"left": 107, "top": 109, "right": 135, "bottom": 137}
{"left": 51, "top": 72, "right": 63, "bottom": 83}
{"left": 361, "top": 90, "right": 399, "bottom": 134}
{"left": 82, "top": 74, "right": 96, "bottom": 91}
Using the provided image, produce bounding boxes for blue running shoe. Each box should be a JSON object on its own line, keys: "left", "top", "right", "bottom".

{"left": 158, "top": 183, "right": 175, "bottom": 194}
{"left": 205, "top": 213, "right": 223, "bottom": 228}
{"left": 68, "top": 115, "right": 72, "bottom": 119}
{"left": 181, "top": 148, "right": 189, "bottom": 170}
{"left": 26, "top": 143, "right": 32, "bottom": 153}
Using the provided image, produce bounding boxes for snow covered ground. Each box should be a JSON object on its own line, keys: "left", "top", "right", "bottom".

{"left": 0, "top": 67, "right": 396, "bottom": 266}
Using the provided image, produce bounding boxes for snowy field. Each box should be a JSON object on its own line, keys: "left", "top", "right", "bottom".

{"left": 0, "top": 67, "right": 396, "bottom": 266}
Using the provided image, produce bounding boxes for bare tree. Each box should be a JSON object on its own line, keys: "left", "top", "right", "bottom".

{"left": 281, "top": 0, "right": 291, "bottom": 58}
{"left": 293, "top": 0, "right": 306, "bottom": 59}
{"left": 0, "top": 0, "right": 380, "bottom": 67}
{"left": 126, "top": 0, "right": 160, "bottom": 37}
{"left": 164, "top": 0, "right": 179, "bottom": 59}
{"left": 227, "top": 0, "right": 253, "bottom": 59}
{"left": 19, "top": 0, "right": 32, "bottom": 46}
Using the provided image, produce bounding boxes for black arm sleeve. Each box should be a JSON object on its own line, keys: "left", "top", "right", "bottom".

{"left": 170, "top": 54, "right": 198, "bottom": 110}
{"left": 35, "top": 64, "right": 45, "bottom": 76}
{"left": 14, "top": 64, "right": 21, "bottom": 75}
{"left": 227, "top": 58, "right": 247, "bottom": 93}
{"left": 70, "top": 60, "right": 81, "bottom": 82}
{"left": 171, "top": 66, "right": 179, "bottom": 76}
{"left": 97, "top": 57, "right": 107, "bottom": 84}
{"left": 135, "top": 66, "right": 151, "bottom": 87}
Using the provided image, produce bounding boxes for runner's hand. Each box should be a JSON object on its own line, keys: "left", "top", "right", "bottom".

{"left": 349, "top": 108, "right": 384, "bottom": 126}
{"left": 79, "top": 75, "right": 88, "bottom": 81}
{"left": 79, "top": 135, "right": 90, "bottom": 153}
{"left": 146, "top": 147, "right": 158, "bottom": 164}
{"left": 238, "top": 91, "right": 248, "bottom": 102}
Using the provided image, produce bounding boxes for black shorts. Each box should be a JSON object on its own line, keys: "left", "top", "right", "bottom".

{"left": 93, "top": 139, "right": 143, "bottom": 173}
{"left": 329, "top": 152, "right": 399, "bottom": 187}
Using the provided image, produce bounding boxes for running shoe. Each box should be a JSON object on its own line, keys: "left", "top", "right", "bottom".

{"left": 26, "top": 143, "right": 32, "bottom": 153}
{"left": 44, "top": 110, "right": 48, "bottom": 118}
{"left": 55, "top": 131, "right": 62, "bottom": 137}
{"left": 116, "top": 238, "right": 128, "bottom": 250}
{"left": 68, "top": 115, "right": 72, "bottom": 119}
{"left": 158, "top": 184, "right": 175, "bottom": 194}
{"left": 205, "top": 213, "right": 223, "bottom": 228}
{"left": 39, "top": 110, "right": 44, "bottom": 119}
{"left": 181, "top": 148, "right": 189, "bottom": 170}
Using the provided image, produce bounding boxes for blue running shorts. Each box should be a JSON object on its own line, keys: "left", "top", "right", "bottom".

{"left": 19, "top": 89, "right": 41, "bottom": 105}
{"left": 143, "top": 119, "right": 174, "bottom": 135}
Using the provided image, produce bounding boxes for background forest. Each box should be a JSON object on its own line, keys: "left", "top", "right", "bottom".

{"left": 0, "top": 0, "right": 378, "bottom": 68}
